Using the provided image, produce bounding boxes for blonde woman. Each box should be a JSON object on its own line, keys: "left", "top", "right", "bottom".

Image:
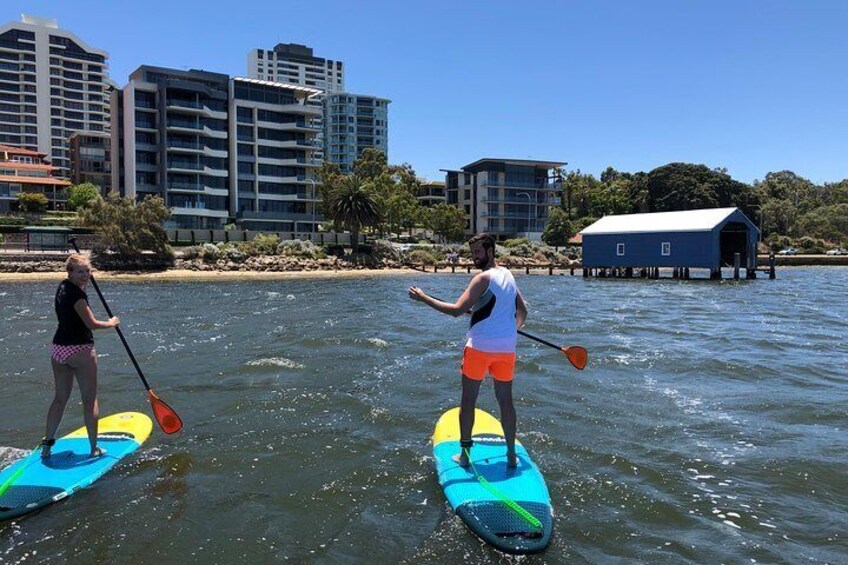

{"left": 43, "top": 254, "right": 119, "bottom": 459}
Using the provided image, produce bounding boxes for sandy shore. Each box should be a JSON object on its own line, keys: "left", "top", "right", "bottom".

{"left": 0, "top": 267, "right": 424, "bottom": 283}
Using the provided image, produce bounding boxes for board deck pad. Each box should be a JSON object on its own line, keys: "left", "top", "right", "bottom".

{"left": 432, "top": 407, "right": 553, "bottom": 554}
{"left": 0, "top": 412, "right": 152, "bottom": 521}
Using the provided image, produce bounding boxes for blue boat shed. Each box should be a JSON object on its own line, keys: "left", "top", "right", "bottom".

{"left": 581, "top": 207, "right": 760, "bottom": 278}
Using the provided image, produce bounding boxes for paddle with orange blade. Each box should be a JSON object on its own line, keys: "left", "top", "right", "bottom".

{"left": 517, "top": 330, "right": 588, "bottom": 370}
{"left": 68, "top": 238, "right": 183, "bottom": 434}
{"left": 427, "top": 293, "right": 588, "bottom": 370}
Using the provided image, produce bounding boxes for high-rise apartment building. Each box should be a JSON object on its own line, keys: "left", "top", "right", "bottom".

{"left": 324, "top": 93, "right": 390, "bottom": 173}
{"left": 248, "top": 43, "right": 344, "bottom": 93}
{"left": 443, "top": 159, "right": 565, "bottom": 240}
{"left": 231, "top": 77, "right": 323, "bottom": 232}
{"left": 248, "top": 43, "right": 344, "bottom": 163}
{"left": 114, "top": 66, "right": 322, "bottom": 230}
{"left": 0, "top": 14, "right": 111, "bottom": 179}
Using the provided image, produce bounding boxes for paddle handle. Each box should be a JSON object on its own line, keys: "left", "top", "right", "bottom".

{"left": 68, "top": 238, "right": 152, "bottom": 392}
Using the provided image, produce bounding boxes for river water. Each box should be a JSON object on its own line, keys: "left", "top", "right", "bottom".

{"left": 1, "top": 268, "right": 846, "bottom": 564}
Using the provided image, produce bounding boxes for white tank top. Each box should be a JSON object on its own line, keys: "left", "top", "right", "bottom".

{"left": 465, "top": 266, "right": 518, "bottom": 353}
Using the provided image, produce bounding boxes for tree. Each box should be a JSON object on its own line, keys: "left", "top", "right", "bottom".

{"left": 17, "top": 192, "right": 49, "bottom": 213}
{"left": 316, "top": 161, "right": 344, "bottom": 217}
{"left": 384, "top": 188, "right": 420, "bottom": 237}
{"left": 326, "top": 175, "right": 380, "bottom": 253}
{"left": 67, "top": 182, "right": 102, "bottom": 211}
{"left": 426, "top": 203, "right": 466, "bottom": 243}
{"left": 353, "top": 147, "right": 389, "bottom": 181}
{"left": 79, "top": 193, "right": 173, "bottom": 261}
{"left": 542, "top": 207, "right": 572, "bottom": 248}
{"left": 796, "top": 204, "right": 848, "bottom": 243}
{"left": 760, "top": 198, "right": 796, "bottom": 237}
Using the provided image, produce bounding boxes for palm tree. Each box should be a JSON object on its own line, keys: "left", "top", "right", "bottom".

{"left": 328, "top": 175, "right": 380, "bottom": 253}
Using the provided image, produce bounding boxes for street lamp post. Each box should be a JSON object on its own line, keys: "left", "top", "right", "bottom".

{"left": 516, "top": 191, "right": 532, "bottom": 238}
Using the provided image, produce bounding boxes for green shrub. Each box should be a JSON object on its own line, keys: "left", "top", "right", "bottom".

{"left": 223, "top": 245, "right": 246, "bottom": 262}
{"left": 369, "top": 239, "right": 401, "bottom": 262}
{"left": 277, "top": 239, "right": 326, "bottom": 259}
{"left": 795, "top": 236, "right": 826, "bottom": 254}
{"left": 244, "top": 233, "right": 281, "bottom": 255}
{"left": 502, "top": 237, "right": 530, "bottom": 248}
{"left": 17, "top": 192, "right": 49, "bottom": 213}
{"left": 181, "top": 246, "right": 201, "bottom": 259}
{"left": 0, "top": 216, "right": 27, "bottom": 227}
{"left": 408, "top": 248, "right": 439, "bottom": 265}
{"left": 200, "top": 243, "right": 220, "bottom": 261}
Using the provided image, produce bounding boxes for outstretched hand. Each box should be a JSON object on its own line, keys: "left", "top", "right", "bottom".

{"left": 408, "top": 286, "right": 427, "bottom": 302}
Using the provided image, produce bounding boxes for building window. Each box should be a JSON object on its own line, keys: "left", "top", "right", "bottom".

{"left": 661, "top": 242, "right": 671, "bottom": 256}
{"left": 617, "top": 243, "right": 625, "bottom": 256}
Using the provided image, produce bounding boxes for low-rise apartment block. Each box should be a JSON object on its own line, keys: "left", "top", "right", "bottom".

{"left": 417, "top": 179, "right": 446, "bottom": 207}
{"left": 443, "top": 158, "right": 565, "bottom": 240}
{"left": 69, "top": 131, "right": 111, "bottom": 195}
{"left": 0, "top": 143, "right": 70, "bottom": 211}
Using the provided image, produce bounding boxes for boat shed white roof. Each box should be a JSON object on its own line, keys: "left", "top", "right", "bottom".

{"left": 581, "top": 207, "right": 742, "bottom": 235}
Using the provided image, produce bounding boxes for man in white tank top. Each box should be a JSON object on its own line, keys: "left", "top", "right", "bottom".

{"left": 409, "top": 233, "right": 528, "bottom": 468}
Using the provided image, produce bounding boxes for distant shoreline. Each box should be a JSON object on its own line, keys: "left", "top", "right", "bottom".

{"left": 0, "top": 268, "right": 423, "bottom": 283}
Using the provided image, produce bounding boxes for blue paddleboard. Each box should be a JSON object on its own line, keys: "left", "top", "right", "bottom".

{"left": 0, "top": 412, "right": 152, "bottom": 521}
{"left": 432, "top": 407, "right": 553, "bottom": 554}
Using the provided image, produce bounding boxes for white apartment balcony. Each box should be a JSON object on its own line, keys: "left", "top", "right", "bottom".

{"left": 275, "top": 103, "right": 322, "bottom": 117}
{"left": 256, "top": 120, "right": 316, "bottom": 134}
{"left": 203, "top": 126, "right": 227, "bottom": 139}
{"left": 165, "top": 99, "right": 227, "bottom": 120}
{"left": 203, "top": 166, "right": 229, "bottom": 177}
{"left": 256, "top": 173, "right": 307, "bottom": 184}
{"left": 170, "top": 206, "right": 229, "bottom": 218}
{"left": 167, "top": 184, "right": 228, "bottom": 197}
{"left": 238, "top": 210, "right": 313, "bottom": 221}
{"left": 166, "top": 140, "right": 203, "bottom": 154}
{"left": 255, "top": 156, "right": 311, "bottom": 167}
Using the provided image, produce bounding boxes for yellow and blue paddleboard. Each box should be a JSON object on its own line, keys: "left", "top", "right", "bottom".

{"left": 432, "top": 407, "right": 553, "bottom": 554}
{"left": 0, "top": 412, "right": 152, "bottom": 521}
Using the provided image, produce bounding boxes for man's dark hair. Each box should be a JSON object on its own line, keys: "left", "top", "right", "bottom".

{"left": 468, "top": 232, "right": 496, "bottom": 252}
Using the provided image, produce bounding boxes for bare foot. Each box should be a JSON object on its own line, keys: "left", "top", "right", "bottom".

{"left": 506, "top": 452, "right": 518, "bottom": 468}
{"left": 452, "top": 452, "right": 470, "bottom": 468}
{"left": 89, "top": 446, "right": 106, "bottom": 458}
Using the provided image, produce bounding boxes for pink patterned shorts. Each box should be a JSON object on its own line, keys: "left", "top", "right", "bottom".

{"left": 50, "top": 343, "right": 94, "bottom": 364}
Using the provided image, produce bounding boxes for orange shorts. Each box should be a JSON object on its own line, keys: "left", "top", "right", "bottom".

{"left": 462, "top": 346, "right": 516, "bottom": 382}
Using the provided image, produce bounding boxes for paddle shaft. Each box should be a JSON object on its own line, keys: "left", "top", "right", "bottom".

{"left": 517, "top": 329, "right": 561, "bottom": 352}
{"left": 68, "top": 239, "right": 152, "bottom": 391}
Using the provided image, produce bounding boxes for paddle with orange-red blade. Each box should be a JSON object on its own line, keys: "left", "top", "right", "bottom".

{"left": 427, "top": 294, "right": 588, "bottom": 370}
{"left": 517, "top": 330, "right": 588, "bottom": 370}
{"left": 68, "top": 238, "right": 183, "bottom": 434}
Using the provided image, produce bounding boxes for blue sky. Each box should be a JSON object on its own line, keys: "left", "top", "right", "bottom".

{"left": 7, "top": 1, "right": 848, "bottom": 184}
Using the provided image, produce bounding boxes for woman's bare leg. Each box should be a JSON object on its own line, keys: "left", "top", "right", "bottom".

{"left": 45, "top": 360, "right": 75, "bottom": 457}
{"left": 68, "top": 348, "right": 99, "bottom": 456}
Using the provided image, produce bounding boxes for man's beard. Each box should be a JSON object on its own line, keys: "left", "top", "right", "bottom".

{"left": 473, "top": 257, "right": 488, "bottom": 269}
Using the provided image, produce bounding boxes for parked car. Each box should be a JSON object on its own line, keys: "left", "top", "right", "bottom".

{"left": 777, "top": 247, "right": 798, "bottom": 255}
{"left": 825, "top": 248, "right": 847, "bottom": 256}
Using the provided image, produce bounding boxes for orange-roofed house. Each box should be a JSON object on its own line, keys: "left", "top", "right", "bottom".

{"left": 0, "top": 144, "right": 71, "bottom": 212}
